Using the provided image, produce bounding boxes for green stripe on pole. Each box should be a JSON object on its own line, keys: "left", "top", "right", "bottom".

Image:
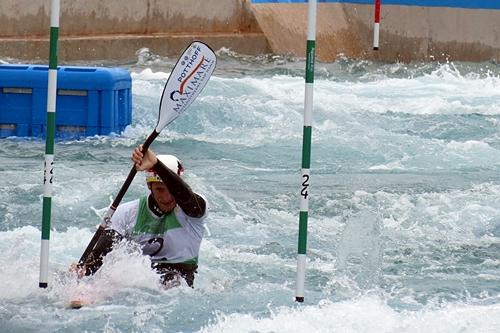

{"left": 45, "top": 112, "right": 55, "bottom": 153}
{"left": 49, "top": 27, "right": 59, "bottom": 69}
{"left": 301, "top": 126, "right": 312, "bottom": 168}
{"left": 41, "top": 197, "right": 52, "bottom": 240}
{"left": 305, "top": 40, "right": 315, "bottom": 83}
{"left": 298, "top": 211, "right": 308, "bottom": 254}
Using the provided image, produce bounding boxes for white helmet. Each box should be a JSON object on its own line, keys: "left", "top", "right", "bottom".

{"left": 145, "top": 154, "right": 184, "bottom": 183}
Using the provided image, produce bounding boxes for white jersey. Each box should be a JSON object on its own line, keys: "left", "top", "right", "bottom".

{"left": 108, "top": 196, "right": 207, "bottom": 264}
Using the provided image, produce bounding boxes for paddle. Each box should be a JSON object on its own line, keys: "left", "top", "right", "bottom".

{"left": 78, "top": 41, "right": 217, "bottom": 265}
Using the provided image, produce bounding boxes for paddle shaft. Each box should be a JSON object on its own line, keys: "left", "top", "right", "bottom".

{"left": 78, "top": 130, "right": 159, "bottom": 265}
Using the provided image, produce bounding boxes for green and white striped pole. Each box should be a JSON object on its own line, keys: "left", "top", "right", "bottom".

{"left": 295, "top": 0, "right": 317, "bottom": 303}
{"left": 39, "top": 0, "right": 60, "bottom": 288}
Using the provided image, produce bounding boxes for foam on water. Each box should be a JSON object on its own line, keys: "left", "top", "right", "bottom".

{"left": 199, "top": 296, "right": 500, "bottom": 333}
{"left": 1, "top": 56, "right": 500, "bottom": 332}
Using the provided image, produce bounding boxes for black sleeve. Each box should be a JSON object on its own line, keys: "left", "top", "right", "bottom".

{"left": 153, "top": 160, "right": 206, "bottom": 218}
{"left": 81, "top": 229, "right": 122, "bottom": 276}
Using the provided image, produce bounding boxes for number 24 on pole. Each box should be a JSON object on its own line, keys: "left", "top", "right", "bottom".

{"left": 301, "top": 174, "right": 310, "bottom": 199}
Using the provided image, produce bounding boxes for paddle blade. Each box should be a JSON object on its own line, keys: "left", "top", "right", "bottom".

{"left": 156, "top": 41, "right": 217, "bottom": 131}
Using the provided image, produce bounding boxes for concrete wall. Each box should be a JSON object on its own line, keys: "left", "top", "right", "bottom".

{"left": 0, "top": 0, "right": 271, "bottom": 61}
{"left": 0, "top": 0, "right": 499, "bottom": 62}
{"left": 0, "top": 0, "right": 262, "bottom": 36}
{"left": 250, "top": 3, "right": 500, "bottom": 62}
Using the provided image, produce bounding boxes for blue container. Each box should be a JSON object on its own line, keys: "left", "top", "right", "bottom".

{"left": 0, "top": 64, "right": 132, "bottom": 138}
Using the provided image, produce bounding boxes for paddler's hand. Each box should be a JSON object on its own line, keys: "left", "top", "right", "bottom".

{"left": 132, "top": 145, "right": 158, "bottom": 171}
{"left": 69, "top": 263, "right": 86, "bottom": 279}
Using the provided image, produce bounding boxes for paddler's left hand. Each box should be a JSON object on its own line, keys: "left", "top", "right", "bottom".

{"left": 132, "top": 145, "right": 158, "bottom": 171}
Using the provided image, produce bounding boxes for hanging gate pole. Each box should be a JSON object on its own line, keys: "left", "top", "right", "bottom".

{"left": 39, "top": 0, "right": 60, "bottom": 288}
{"left": 295, "top": 0, "right": 317, "bottom": 303}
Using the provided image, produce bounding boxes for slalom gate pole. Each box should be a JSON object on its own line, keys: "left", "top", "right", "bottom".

{"left": 295, "top": 0, "right": 317, "bottom": 303}
{"left": 39, "top": 0, "right": 60, "bottom": 288}
{"left": 373, "top": 0, "right": 381, "bottom": 50}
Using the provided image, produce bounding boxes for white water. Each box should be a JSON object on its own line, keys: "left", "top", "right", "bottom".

{"left": 1, "top": 54, "right": 500, "bottom": 332}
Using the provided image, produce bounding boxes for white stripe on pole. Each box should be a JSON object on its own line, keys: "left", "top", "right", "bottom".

{"left": 307, "top": 1, "right": 317, "bottom": 40}
{"left": 39, "top": 240, "right": 50, "bottom": 283}
{"left": 373, "top": 23, "right": 380, "bottom": 49}
{"left": 373, "top": 0, "right": 381, "bottom": 50}
{"left": 47, "top": 70, "right": 57, "bottom": 113}
{"left": 304, "top": 84, "right": 314, "bottom": 126}
{"left": 296, "top": 254, "right": 307, "bottom": 297}
{"left": 50, "top": 0, "right": 60, "bottom": 27}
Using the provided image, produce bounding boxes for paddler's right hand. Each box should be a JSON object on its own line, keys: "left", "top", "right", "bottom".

{"left": 69, "top": 262, "right": 86, "bottom": 279}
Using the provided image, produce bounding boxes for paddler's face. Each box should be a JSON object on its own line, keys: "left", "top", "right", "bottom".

{"left": 150, "top": 182, "right": 176, "bottom": 213}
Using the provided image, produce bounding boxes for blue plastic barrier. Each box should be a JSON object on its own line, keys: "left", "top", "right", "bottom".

{"left": 0, "top": 64, "right": 132, "bottom": 138}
